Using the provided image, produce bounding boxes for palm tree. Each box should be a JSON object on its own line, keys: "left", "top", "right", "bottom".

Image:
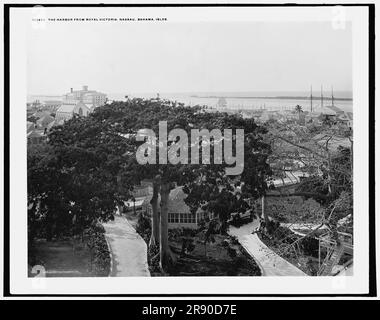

{"left": 295, "top": 105, "right": 303, "bottom": 122}
{"left": 295, "top": 104, "right": 303, "bottom": 114}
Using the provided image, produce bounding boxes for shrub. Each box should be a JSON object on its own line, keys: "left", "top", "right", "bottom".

{"left": 84, "top": 225, "right": 111, "bottom": 276}
{"left": 300, "top": 236, "right": 319, "bottom": 257}
{"left": 147, "top": 244, "right": 161, "bottom": 275}
{"left": 136, "top": 211, "right": 152, "bottom": 244}
{"left": 92, "top": 222, "right": 106, "bottom": 234}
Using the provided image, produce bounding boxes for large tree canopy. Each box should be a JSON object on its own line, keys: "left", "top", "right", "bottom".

{"left": 28, "top": 98, "right": 273, "bottom": 270}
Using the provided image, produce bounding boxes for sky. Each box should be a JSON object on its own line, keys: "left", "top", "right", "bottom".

{"left": 27, "top": 19, "right": 352, "bottom": 95}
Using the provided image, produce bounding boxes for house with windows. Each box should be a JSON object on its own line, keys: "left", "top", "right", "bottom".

{"left": 143, "top": 186, "right": 213, "bottom": 229}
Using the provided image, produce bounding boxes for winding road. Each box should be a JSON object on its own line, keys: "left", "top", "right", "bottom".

{"left": 103, "top": 215, "right": 150, "bottom": 277}
{"left": 229, "top": 218, "right": 307, "bottom": 276}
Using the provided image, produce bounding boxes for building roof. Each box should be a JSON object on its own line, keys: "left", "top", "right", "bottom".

{"left": 47, "top": 120, "right": 58, "bottom": 130}
{"left": 43, "top": 100, "right": 62, "bottom": 105}
{"left": 320, "top": 106, "right": 337, "bottom": 116}
{"left": 32, "top": 110, "right": 51, "bottom": 119}
{"left": 36, "top": 114, "right": 55, "bottom": 125}
{"left": 56, "top": 102, "right": 89, "bottom": 114}
{"left": 326, "top": 105, "right": 344, "bottom": 114}
{"left": 27, "top": 122, "right": 34, "bottom": 132}
{"left": 338, "top": 111, "right": 353, "bottom": 121}
{"left": 141, "top": 186, "right": 201, "bottom": 215}
{"left": 168, "top": 187, "right": 202, "bottom": 214}
{"left": 27, "top": 130, "right": 45, "bottom": 138}
{"left": 56, "top": 104, "right": 77, "bottom": 113}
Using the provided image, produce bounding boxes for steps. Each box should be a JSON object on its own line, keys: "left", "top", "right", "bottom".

{"left": 318, "top": 244, "right": 345, "bottom": 276}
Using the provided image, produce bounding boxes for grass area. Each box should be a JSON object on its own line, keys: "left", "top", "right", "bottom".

{"left": 28, "top": 239, "right": 93, "bottom": 277}
{"left": 167, "top": 232, "right": 261, "bottom": 276}
{"left": 132, "top": 209, "right": 262, "bottom": 276}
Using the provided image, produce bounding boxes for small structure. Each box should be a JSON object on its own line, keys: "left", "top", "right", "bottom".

{"left": 36, "top": 114, "right": 55, "bottom": 129}
{"left": 336, "top": 111, "right": 353, "bottom": 130}
{"left": 319, "top": 106, "right": 337, "bottom": 122}
{"left": 27, "top": 129, "right": 46, "bottom": 145}
{"left": 217, "top": 97, "right": 227, "bottom": 109}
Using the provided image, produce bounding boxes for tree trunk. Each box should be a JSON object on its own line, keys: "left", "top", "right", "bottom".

{"left": 159, "top": 182, "right": 172, "bottom": 272}
{"left": 349, "top": 137, "right": 353, "bottom": 183}
{"left": 220, "top": 220, "right": 228, "bottom": 234}
{"left": 261, "top": 195, "right": 269, "bottom": 228}
{"left": 149, "top": 181, "right": 160, "bottom": 248}
{"left": 117, "top": 204, "right": 123, "bottom": 216}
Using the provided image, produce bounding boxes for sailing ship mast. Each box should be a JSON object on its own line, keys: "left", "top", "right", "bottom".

{"left": 310, "top": 85, "right": 313, "bottom": 113}
{"left": 321, "top": 85, "right": 324, "bottom": 109}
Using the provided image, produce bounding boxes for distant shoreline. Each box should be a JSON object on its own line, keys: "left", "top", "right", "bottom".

{"left": 190, "top": 95, "right": 353, "bottom": 101}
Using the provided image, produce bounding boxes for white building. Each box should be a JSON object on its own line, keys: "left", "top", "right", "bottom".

{"left": 62, "top": 85, "right": 107, "bottom": 109}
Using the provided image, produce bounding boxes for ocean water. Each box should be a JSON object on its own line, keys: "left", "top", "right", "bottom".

{"left": 28, "top": 91, "right": 353, "bottom": 112}
{"left": 111, "top": 91, "right": 353, "bottom": 112}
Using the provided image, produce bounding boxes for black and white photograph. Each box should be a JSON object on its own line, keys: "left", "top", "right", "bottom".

{"left": 2, "top": 2, "right": 376, "bottom": 298}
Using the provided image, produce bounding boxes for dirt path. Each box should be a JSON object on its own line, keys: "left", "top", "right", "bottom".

{"left": 103, "top": 215, "right": 150, "bottom": 277}
{"left": 229, "top": 219, "right": 307, "bottom": 276}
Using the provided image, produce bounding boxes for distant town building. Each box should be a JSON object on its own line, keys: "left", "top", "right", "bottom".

{"left": 62, "top": 85, "right": 107, "bottom": 109}
{"left": 217, "top": 97, "right": 227, "bottom": 109}
{"left": 27, "top": 121, "right": 35, "bottom": 133}
{"left": 28, "top": 100, "right": 42, "bottom": 109}
{"left": 55, "top": 101, "right": 91, "bottom": 122}
{"left": 36, "top": 114, "right": 55, "bottom": 129}
{"left": 336, "top": 111, "right": 353, "bottom": 130}
{"left": 32, "top": 110, "right": 51, "bottom": 119}
{"left": 43, "top": 100, "right": 62, "bottom": 112}
{"left": 319, "top": 107, "right": 337, "bottom": 123}
{"left": 325, "top": 104, "right": 345, "bottom": 115}
{"left": 27, "top": 129, "right": 47, "bottom": 145}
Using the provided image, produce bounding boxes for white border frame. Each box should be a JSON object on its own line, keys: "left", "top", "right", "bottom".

{"left": 7, "top": 5, "right": 370, "bottom": 295}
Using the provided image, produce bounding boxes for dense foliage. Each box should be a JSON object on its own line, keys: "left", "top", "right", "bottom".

{"left": 28, "top": 98, "right": 272, "bottom": 271}
{"left": 84, "top": 223, "right": 111, "bottom": 276}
